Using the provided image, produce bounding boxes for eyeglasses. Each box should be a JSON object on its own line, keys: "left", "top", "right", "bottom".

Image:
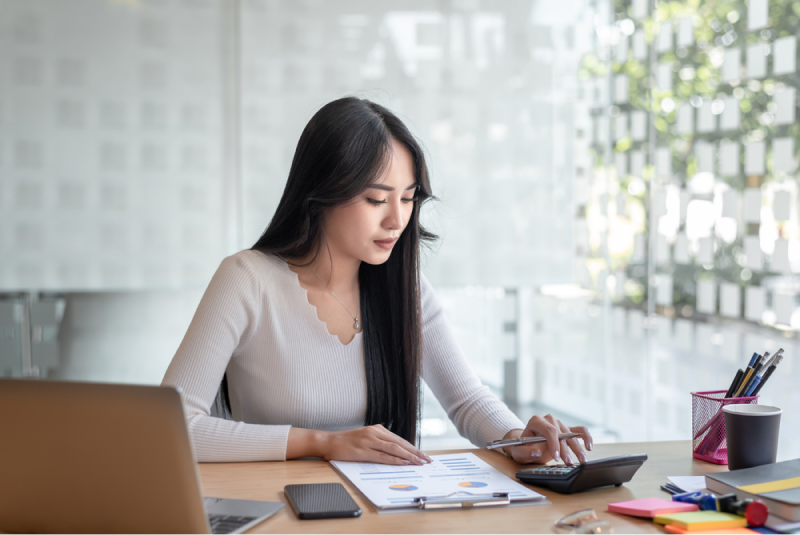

{"left": 554, "top": 509, "right": 613, "bottom": 534}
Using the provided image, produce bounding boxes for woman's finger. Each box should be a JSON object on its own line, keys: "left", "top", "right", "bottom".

{"left": 372, "top": 438, "right": 426, "bottom": 465}
{"left": 571, "top": 425, "right": 593, "bottom": 451}
{"left": 372, "top": 425, "right": 432, "bottom": 463}
{"left": 543, "top": 414, "right": 572, "bottom": 465}
{"left": 523, "top": 415, "right": 561, "bottom": 463}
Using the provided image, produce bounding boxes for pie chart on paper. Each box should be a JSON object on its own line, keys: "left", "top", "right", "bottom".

{"left": 389, "top": 484, "right": 418, "bottom": 491}
{"left": 458, "top": 481, "right": 488, "bottom": 488}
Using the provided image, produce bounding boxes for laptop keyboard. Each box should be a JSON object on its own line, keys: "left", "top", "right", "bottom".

{"left": 208, "top": 513, "right": 258, "bottom": 534}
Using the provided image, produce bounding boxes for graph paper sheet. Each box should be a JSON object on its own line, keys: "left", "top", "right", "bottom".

{"left": 331, "top": 452, "right": 546, "bottom": 511}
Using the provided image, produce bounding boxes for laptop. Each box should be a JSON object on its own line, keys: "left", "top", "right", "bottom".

{"left": 0, "top": 379, "right": 284, "bottom": 534}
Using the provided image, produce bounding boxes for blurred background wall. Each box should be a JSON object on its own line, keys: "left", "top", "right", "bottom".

{"left": 1, "top": 0, "right": 798, "bottom": 458}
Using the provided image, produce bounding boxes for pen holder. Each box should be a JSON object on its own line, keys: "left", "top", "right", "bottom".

{"left": 691, "top": 390, "right": 759, "bottom": 464}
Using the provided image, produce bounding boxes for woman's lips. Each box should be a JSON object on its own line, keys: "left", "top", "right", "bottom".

{"left": 374, "top": 237, "right": 398, "bottom": 250}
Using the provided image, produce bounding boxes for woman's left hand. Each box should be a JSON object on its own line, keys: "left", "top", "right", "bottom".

{"left": 503, "top": 415, "right": 593, "bottom": 465}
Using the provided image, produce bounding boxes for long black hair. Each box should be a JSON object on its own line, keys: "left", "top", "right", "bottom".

{"left": 213, "top": 97, "right": 437, "bottom": 445}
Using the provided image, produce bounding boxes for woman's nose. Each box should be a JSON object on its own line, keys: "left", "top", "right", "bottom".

{"left": 384, "top": 199, "right": 403, "bottom": 230}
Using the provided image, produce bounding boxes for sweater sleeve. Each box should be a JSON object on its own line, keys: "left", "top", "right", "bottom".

{"left": 162, "top": 252, "right": 291, "bottom": 462}
{"left": 419, "top": 274, "right": 525, "bottom": 448}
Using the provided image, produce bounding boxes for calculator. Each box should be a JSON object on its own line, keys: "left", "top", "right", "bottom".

{"left": 515, "top": 453, "right": 647, "bottom": 494}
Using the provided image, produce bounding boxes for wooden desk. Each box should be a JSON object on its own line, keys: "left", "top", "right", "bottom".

{"left": 198, "top": 441, "right": 728, "bottom": 533}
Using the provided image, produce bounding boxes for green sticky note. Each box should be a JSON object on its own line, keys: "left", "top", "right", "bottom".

{"left": 653, "top": 511, "right": 747, "bottom": 531}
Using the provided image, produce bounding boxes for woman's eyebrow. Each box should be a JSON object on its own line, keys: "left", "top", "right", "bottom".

{"left": 367, "top": 183, "right": 418, "bottom": 192}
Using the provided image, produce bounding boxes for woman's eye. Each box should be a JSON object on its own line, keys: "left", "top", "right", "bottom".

{"left": 401, "top": 197, "right": 419, "bottom": 203}
{"left": 367, "top": 198, "right": 386, "bottom": 205}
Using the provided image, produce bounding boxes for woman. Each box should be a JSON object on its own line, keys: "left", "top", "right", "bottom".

{"left": 162, "top": 97, "right": 592, "bottom": 466}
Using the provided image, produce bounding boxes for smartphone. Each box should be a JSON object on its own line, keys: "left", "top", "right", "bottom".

{"left": 284, "top": 483, "right": 362, "bottom": 520}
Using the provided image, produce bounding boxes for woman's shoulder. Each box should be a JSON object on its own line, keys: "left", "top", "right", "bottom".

{"left": 216, "top": 249, "right": 288, "bottom": 286}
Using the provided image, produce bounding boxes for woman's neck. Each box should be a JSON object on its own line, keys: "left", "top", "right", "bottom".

{"left": 293, "top": 244, "right": 360, "bottom": 293}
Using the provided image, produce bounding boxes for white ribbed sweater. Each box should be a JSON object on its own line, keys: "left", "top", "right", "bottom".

{"left": 162, "top": 250, "right": 524, "bottom": 462}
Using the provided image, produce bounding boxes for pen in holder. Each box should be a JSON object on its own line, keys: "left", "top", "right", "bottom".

{"left": 691, "top": 390, "right": 759, "bottom": 464}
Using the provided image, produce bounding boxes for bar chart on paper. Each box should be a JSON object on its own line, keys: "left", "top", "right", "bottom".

{"left": 331, "top": 453, "right": 546, "bottom": 510}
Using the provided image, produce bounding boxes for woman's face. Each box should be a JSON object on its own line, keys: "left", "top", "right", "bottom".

{"left": 322, "top": 138, "right": 417, "bottom": 266}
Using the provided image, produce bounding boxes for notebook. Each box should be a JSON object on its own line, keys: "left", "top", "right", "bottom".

{"left": 705, "top": 459, "right": 800, "bottom": 521}
{"left": 608, "top": 498, "right": 698, "bottom": 518}
{"left": 653, "top": 511, "right": 748, "bottom": 531}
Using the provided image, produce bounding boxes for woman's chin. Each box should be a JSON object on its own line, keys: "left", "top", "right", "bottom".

{"left": 360, "top": 249, "right": 394, "bottom": 266}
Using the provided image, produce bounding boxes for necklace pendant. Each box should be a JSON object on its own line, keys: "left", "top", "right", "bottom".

{"left": 354, "top": 318, "right": 360, "bottom": 329}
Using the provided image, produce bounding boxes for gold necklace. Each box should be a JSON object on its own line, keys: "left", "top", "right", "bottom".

{"left": 310, "top": 267, "right": 360, "bottom": 329}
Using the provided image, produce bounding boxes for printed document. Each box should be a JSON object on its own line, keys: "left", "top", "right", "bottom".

{"left": 331, "top": 452, "right": 546, "bottom": 510}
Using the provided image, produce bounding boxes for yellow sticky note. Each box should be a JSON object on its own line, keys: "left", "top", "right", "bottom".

{"left": 664, "top": 525, "right": 758, "bottom": 535}
{"left": 739, "top": 476, "right": 800, "bottom": 494}
{"left": 653, "top": 511, "right": 747, "bottom": 531}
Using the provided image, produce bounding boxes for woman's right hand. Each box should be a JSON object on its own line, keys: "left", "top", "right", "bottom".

{"left": 289, "top": 425, "right": 431, "bottom": 465}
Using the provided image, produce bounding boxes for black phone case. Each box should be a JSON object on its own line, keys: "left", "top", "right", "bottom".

{"left": 284, "top": 483, "right": 362, "bottom": 520}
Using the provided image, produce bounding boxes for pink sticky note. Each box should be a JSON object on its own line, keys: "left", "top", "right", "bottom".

{"left": 608, "top": 498, "right": 699, "bottom": 518}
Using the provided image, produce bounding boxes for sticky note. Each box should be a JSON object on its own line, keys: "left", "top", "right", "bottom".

{"left": 774, "top": 87, "right": 796, "bottom": 125}
{"left": 615, "top": 151, "right": 627, "bottom": 178}
{"left": 773, "top": 36, "right": 796, "bottom": 75}
{"left": 631, "top": 111, "right": 647, "bottom": 141}
{"left": 656, "top": 273, "right": 673, "bottom": 305}
{"left": 720, "top": 282, "right": 741, "bottom": 318}
{"left": 747, "top": 0, "right": 768, "bottom": 31}
{"left": 721, "top": 189, "right": 740, "bottom": 219}
{"left": 654, "top": 511, "right": 747, "bottom": 530}
{"left": 774, "top": 292, "right": 794, "bottom": 325}
{"left": 697, "top": 279, "right": 717, "bottom": 314}
{"left": 677, "top": 17, "right": 694, "bottom": 47}
{"left": 743, "top": 188, "right": 762, "bottom": 223}
{"left": 772, "top": 137, "right": 795, "bottom": 173}
{"left": 658, "top": 22, "right": 673, "bottom": 52}
{"left": 697, "top": 237, "right": 714, "bottom": 265}
{"left": 657, "top": 147, "right": 671, "bottom": 178}
{"left": 695, "top": 141, "right": 714, "bottom": 173}
{"left": 745, "top": 141, "right": 765, "bottom": 175}
{"left": 674, "top": 233, "right": 690, "bottom": 264}
{"left": 772, "top": 238, "right": 790, "bottom": 273}
{"left": 615, "top": 113, "right": 628, "bottom": 141}
{"left": 664, "top": 525, "right": 759, "bottom": 535}
{"left": 722, "top": 48, "right": 741, "bottom": 82}
{"left": 746, "top": 43, "right": 767, "bottom": 79}
{"left": 615, "top": 74, "right": 629, "bottom": 104}
{"left": 720, "top": 96, "right": 740, "bottom": 131}
{"left": 745, "top": 286, "right": 765, "bottom": 321}
{"left": 774, "top": 190, "right": 791, "bottom": 220}
{"left": 609, "top": 498, "right": 697, "bottom": 518}
{"left": 630, "top": 150, "right": 645, "bottom": 178}
{"left": 658, "top": 63, "right": 673, "bottom": 91}
{"left": 744, "top": 236, "right": 763, "bottom": 270}
{"left": 719, "top": 140, "right": 739, "bottom": 176}
{"left": 633, "top": 30, "right": 647, "bottom": 60}
{"left": 697, "top": 100, "right": 715, "bottom": 132}
{"left": 616, "top": 35, "right": 629, "bottom": 64}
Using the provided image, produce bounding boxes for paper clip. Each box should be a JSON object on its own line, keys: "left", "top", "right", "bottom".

{"left": 413, "top": 491, "right": 511, "bottom": 509}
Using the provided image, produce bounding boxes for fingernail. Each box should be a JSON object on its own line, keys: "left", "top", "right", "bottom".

{"left": 425, "top": 455, "right": 433, "bottom": 462}
{"left": 405, "top": 461, "right": 412, "bottom": 465}
{"left": 588, "top": 443, "right": 593, "bottom": 451}
{"left": 415, "top": 456, "right": 424, "bottom": 464}
{"left": 580, "top": 453, "right": 588, "bottom": 463}
{"left": 554, "top": 450, "right": 561, "bottom": 462}
{"left": 531, "top": 451, "right": 542, "bottom": 458}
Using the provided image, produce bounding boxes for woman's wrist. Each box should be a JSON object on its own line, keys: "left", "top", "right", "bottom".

{"left": 287, "top": 427, "right": 328, "bottom": 459}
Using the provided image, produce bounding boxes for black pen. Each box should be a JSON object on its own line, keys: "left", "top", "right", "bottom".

{"left": 751, "top": 354, "right": 783, "bottom": 395}
{"left": 725, "top": 369, "right": 744, "bottom": 398}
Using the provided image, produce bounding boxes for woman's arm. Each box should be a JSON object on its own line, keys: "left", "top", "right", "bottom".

{"left": 418, "top": 275, "right": 591, "bottom": 464}
{"left": 162, "top": 253, "right": 292, "bottom": 462}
